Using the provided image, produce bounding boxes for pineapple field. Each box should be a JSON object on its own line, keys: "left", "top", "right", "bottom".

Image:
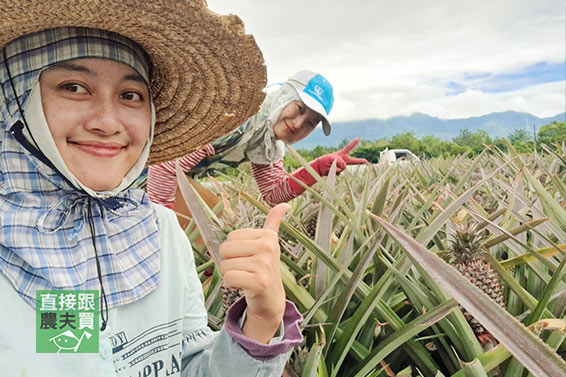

{"left": 176, "top": 141, "right": 566, "bottom": 377}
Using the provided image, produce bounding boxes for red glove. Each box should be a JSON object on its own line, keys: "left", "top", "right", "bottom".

{"left": 288, "top": 138, "right": 368, "bottom": 195}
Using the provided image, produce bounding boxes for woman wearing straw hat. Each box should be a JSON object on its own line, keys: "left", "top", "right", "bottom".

{"left": 0, "top": 1, "right": 302, "bottom": 376}
{"left": 146, "top": 71, "right": 368, "bottom": 211}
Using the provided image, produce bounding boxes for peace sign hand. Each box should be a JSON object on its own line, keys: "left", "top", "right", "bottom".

{"left": 315, "top": 138, "right": 369, "bottom": 175}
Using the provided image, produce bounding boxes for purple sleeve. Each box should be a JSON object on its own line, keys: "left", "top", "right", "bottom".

{"left": 224, "top": 297, "right": 304, "bottom": 360}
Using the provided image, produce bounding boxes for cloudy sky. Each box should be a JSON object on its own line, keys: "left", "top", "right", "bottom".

{"left": 207, "top": 0, "right": 565, "bottom": 122}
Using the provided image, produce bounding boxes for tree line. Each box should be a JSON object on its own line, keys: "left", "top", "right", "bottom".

{"left": 283, "top": 121, "right": 566, "bottom": 169}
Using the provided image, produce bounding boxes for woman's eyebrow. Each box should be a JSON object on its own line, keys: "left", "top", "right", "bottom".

{"left": 48, "top": 62, "right": 146, "bottom": 84}
{"left": 123, "top": 73, "right": 146, "bottom": 84}
{"left": 50, "top": 61, "right": 93, "bottom": 75}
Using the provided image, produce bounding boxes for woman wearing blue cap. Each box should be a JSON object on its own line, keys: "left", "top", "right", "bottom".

{"left": 147, "top": 70, "right": 368, "bottom": 209}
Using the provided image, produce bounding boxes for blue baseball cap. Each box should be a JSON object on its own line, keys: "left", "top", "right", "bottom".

{"left": 286, "top": 70, "right": 334, "bottom": 136}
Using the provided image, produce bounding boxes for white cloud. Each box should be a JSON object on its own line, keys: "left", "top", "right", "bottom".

{"left": 415, "top": 81, "right": 565, "bottom": 119}
{"left": 207, "top": 0, "right": 565, "bottom": 120}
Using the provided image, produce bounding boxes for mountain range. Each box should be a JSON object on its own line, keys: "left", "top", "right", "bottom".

{"left": 293, "top": 111, "right": 566, "bottom": 149}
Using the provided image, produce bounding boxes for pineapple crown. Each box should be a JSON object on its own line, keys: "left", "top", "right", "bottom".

{"left": 449, "top": 224, "right": 489, "bottom": 263}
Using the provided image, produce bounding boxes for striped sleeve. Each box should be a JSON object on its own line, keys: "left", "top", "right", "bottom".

{"left": 147, "top": 145, "right": 215, "bottom": 208}
{"left": 251, "top": 160, "right": 298, "bottom": 206}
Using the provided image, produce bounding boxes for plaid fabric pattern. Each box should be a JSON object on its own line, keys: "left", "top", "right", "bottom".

{"left": 189, "top": 121, "right": 249, "bottom": 177}
{"left": 0, "top": 27, "right": 160, "bottom": 309}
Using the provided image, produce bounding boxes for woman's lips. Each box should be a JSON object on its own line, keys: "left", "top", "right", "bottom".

{"left": 71, "top": 141, "right": 124, "bottom": 157}
{"left": 284, "top": 121, "right": 296, "bottom": 135}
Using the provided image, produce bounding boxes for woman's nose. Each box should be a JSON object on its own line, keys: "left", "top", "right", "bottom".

{"left": 85, "top": 98, "right": 122, "bottom": 135}
{"left": 291, "top": 114, "right": 306, "bottom": 130}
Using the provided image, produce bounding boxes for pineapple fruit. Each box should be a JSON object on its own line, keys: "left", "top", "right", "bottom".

{"left": 448, "top": 224, "right": 505, "bottom": 345}
{"left": 302, "top": 203, "right": 344, "bottom": 240}
{"left": 305, "top": 215, "right": 318, "bottom": 240}
{"left": 221, "top": 286, "right": 243, "bottom": 313}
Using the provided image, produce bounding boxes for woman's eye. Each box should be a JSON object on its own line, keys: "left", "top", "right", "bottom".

{"left": 296, "top": 103, "right": 305, "bottom": 114}
{"left": 61, "top": 83, "right": 88, "bottom": 94}
{"left": 121, "top": 92, "right": 144, "bottom": 101}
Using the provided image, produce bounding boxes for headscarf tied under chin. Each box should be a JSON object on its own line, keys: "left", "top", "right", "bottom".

{"left": 0, "top": 27, "right": 161, "bottom": 310}
{"left": 222, "top": 83, "right": 300, "bottom": 165}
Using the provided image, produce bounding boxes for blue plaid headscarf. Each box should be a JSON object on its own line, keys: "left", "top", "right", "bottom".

{"left": 0, "top": 27, "right": 161, "bottom": 310}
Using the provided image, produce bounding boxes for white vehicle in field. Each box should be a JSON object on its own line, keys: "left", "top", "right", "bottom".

{"left": 379, "top": 148, "right": 420, "bottom": 165}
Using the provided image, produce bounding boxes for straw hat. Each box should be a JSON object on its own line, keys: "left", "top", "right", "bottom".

{"left": 0, "top": 0, "right": 267, "bottom": 165}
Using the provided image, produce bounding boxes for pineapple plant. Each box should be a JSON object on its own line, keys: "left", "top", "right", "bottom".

{"left": 448, "top": 223, "right": 506, "bottom": 345}
{"left": 180, "top": 150, "right": 566, "bottom": 376}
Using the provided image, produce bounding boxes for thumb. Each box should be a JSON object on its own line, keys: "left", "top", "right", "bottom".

{"left": 335, "top": 159, "right": 347, "bottom": 174}
{"left": 263, "top": 203, "right": 291, "bottom": 232}
{"left": 344, "top": 155, "right": 369, "bottom": 165}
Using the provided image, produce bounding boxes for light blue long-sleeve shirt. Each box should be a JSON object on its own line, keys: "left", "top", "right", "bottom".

{"left": 0, "top": 204, "right": 302, "bottom": 376}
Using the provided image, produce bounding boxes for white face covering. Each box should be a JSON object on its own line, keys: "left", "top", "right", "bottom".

{"left": 23, "top": 82, "right": 155, "bottom": 198}
{"left": 223, "top": 84, "right": 300, "bottom": 166}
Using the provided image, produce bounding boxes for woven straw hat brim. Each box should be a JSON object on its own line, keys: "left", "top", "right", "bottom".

{"left": 0, "top": 0, "right": 266, "bottom": 165}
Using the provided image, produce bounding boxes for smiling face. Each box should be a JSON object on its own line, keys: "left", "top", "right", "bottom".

{"left": 272, "top": 101, "right": 321, "bottom": 144}
{"left": 39, "top": 58, "right": 151, "bottom": 191}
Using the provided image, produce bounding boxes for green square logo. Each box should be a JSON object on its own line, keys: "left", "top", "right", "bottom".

{"left": 36, "top": 290, "right": 99, "bottom": 353}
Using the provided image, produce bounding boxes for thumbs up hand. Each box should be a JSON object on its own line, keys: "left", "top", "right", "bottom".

{"left": 219, "top": 203, "right": 290, "bottom": 343}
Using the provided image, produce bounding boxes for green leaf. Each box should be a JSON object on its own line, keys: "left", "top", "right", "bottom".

{"left": 324, "top": 233, "right": 384, "bottom": 357}
{"left": 528, "top": 256, "right": 566, "bottom": 323}
{"left": 302, "top": 333, "right": 326, "bottom": 377}
{"left": 522, "top": 166, "right": 566, "bottom": 231}
{"left": 313, "top": 161, "right": 337, "bottom": 299}
{"left": 351, "top": 300, "right": 458, "bottom": 377}
{"left": 459, "top": 358, "right": 489, "bottom": 377}
{"left": 327, "top": 269, "right": 393, "bottom": 370}
{"left": 483, "top": 218, "right": 548, "bottom": 249}
{"left": 450, "top": 345, "right": 512, "bottom": 376}
{"left": 371, "top": 176, "right": 390, "bottom": 217}
{"left": 500, "top": 245, "right": 566, "bottom": 269}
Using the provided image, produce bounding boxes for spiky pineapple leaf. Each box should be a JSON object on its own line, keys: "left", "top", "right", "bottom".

{"left": 482, "top": 218, "right": 548, "bottom": 249}
{"left": 176, "top": 164, "right": 223, "bottom": 268}
{"left": 522, "top": 166, "right": 566, "bottom": 232}
{"left": 313, "top": 160, "right": 336, "bottom": 299}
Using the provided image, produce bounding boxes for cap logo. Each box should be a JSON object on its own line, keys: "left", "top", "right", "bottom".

{"left": 303, "top": 74, "right": 333, "bottom": 114}
{"left": 313, "top": 84, "right": 324, "bottom": 99}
